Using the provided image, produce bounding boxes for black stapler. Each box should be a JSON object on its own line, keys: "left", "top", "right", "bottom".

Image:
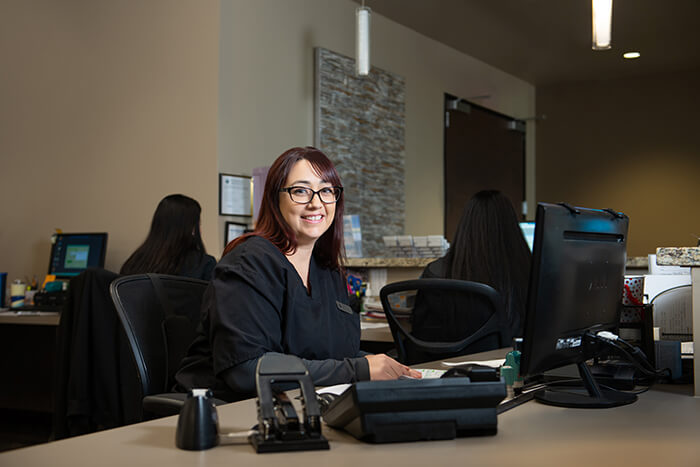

{"left": 249, "top": 354, "right": 329, "bottom": 453}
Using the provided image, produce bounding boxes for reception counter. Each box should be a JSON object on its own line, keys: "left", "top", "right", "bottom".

{"left": 346, "top": 256, "right": 650, "bottom": 284}
{"left": 656, "top": 247, "right": 700, "bottom": 396}
{"left": 3, "top": 348, "right": 700, "bottom": 467}
{"left": 345, "top": 258, "right": 433, "bottom": 291}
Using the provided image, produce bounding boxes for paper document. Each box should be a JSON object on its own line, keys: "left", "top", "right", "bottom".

{"left": 360, "top": 321, "right": 389, "bottom": 330}
{"left": 398, "top": 369, "right": 446, "bottom": 379}
{"left": 441, "top": 358, "right": 505, "bottom": 368}
{"left": 317, "top": 384, "right": 351, "bottom": 396}
{"left": 414, "top": 368, "right": 446, "bottom": 378}
{"left": 681, "top": 342, "right": 694, "bottom": 356}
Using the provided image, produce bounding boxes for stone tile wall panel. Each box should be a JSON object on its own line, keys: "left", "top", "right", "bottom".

{"left": 315, "top": 48, "right": 406, "bottom": 257}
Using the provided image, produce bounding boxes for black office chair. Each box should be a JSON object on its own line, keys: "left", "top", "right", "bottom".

{"left": 380, "top": 279, "right": 508, "bottom": 365}
{"left": 110, "top": 273, "right": 223, "bottom": 419}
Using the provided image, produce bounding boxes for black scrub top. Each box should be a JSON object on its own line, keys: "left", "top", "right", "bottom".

{"left": 175, "top": 236, "right": 369, "bottom": 401}
{"left": 179, "top": 251, "right": 216, "bottom": 281}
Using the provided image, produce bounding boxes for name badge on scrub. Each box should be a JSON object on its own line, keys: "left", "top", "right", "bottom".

{"left": 336, "top": 300, "right": 353, "bottom": 314}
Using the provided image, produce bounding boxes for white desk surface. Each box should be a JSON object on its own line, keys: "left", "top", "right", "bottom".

{"left": 0, "top": 314, "right": 393, "bottom": 342}
{"left": 360, "top": 321, "right": 392, "bottom": 342}
{"left": 0, "top": 311, "right": 60, "bottom": 326}
{"left": 2, "top": 349, "right": 700, "bottom": 467}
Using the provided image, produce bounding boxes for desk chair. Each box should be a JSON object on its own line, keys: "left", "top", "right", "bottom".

{"left": 110, "top": 274, "right": 223, "bottom": 419}
{"left": 380, "top": 279, "right": 507, "bottom": 365}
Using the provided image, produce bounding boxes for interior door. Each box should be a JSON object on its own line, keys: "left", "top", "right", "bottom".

{"left": 443, "top": 95, "right": 526, "bottom": 242}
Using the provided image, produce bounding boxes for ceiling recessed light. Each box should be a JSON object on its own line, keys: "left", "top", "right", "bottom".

{"left": 623, "top": 52, "right": 641, "bottom": 59}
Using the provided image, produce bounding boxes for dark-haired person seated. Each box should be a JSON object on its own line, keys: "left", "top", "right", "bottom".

{"left": 175, "top": 147, "right": 420, "bottom": 402}
{"left": 120, "top": 194, "right": 216, "bottom": 281}
{"left": 414, "top": 190, "right": 531, "bottom": 348}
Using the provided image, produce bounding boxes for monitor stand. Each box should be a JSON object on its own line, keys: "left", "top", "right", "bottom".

{"left": 534, "top": 361, "right": 638, "bottom": 408}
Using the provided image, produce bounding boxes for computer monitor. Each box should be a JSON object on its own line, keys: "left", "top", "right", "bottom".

{"left": 520, "top": 203, "right": 636, "bottom": 408}
{"left": 519, "top": 221, "right": 535, "bottom": 251}
{"left": 49, "top": 233, "right": 108, "bottom": 277}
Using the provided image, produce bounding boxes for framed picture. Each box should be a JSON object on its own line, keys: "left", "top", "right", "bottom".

{"left": 225, "top": 221, "right": 248, "bottom": 248}
{"left": 219, "top": 173, "right": 252, "bottom": 216}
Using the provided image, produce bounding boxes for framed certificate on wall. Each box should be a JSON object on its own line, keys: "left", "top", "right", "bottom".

{"left": 219, "top": 173, "right": 252, "bottom": 216}
{"left": 225, "top": 221, "right": 248, "bottom": 248}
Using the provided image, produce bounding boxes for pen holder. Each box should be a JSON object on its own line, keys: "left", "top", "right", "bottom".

{"left": 10, "top": 281, "right": 25, "bottom": 308}
{"left": 622, "top": 276, "right": 644, "bottom": 306}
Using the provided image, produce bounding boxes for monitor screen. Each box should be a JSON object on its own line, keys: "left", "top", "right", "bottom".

{"left": 520, "top": 203, "right": 635, "bottom": 408}
{"left": 49, "top": 233, "right": 108, "bottom": 277}
{"left": 519, "top": 221, "right": 535, "bottom": 251}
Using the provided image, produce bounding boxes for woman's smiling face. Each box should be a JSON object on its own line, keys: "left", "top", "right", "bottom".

{"left": 279, "top": 159, "right": 336, "bottom": 248}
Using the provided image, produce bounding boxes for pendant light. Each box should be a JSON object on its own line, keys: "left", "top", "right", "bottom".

{"left": 356, "top": 2, "right": 371, "bottom": 76}
{"left": 592, "top": 0, "right": 613, "bottom": 50}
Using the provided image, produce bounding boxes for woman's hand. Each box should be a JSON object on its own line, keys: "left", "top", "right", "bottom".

{"left": 365, "top": 354, "right": 422, "bottom": 380}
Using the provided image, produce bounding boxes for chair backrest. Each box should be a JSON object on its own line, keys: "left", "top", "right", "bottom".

{"left": 650, "top": 285, "right": 692, "bottom": 341}
{"left": 380, "top": 278, "right": 506, "bottom": 365}
{"left": 109, "top": 274, "right": 208, "bottom": 399}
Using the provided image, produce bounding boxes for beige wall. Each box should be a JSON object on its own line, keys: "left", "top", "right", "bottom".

{"left": 536, "top": 69, "right": 700, "bottom": 257}
{"left": 217, "top": 0, "right": 536, "bottom": 240}
{"left": 1, "top": 0, "right": 534, "bottom": 286}
{"left": 1, "top": 0, "right": 220, "bottom": 283}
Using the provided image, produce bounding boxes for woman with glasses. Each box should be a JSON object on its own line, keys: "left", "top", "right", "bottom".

{"left": 176, "top": 146, "right": 419, "bottom": 401}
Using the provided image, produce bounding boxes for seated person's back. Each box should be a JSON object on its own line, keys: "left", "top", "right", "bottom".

{"left": 413, "top": 190, "right": 531, "bottom": 347}
{"left": 120, "top": 194, "right": 216, "bottom": 281}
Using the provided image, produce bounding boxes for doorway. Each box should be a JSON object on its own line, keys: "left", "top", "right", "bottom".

{"left": 443, "top": 94, "right": 526, "bottom": 242}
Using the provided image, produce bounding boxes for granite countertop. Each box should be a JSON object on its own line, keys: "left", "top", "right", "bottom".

{"left": 626, "top": 256, "right": 648, "bottom": 268}
{"left": 345, "top": 257, "right": 435, "bottom": 268}
{"left": 656, "top": 247, "right": 700, "bottom": 267}
{"left": 347, "top": 256, "right": 649, "bottom": 268}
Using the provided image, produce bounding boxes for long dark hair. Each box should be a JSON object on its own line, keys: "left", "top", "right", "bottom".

{"left": 444, "top": 190, "right": 531, "bottom": 325}
{"left": 223, "top": 146, "right": 345, "bottom": 270}
{"left": 120, "top": 194, "right": 207, "bottom": 275}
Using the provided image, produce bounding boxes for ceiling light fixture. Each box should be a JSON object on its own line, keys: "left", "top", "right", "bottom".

{"left": 623, "top": 51, "right": 641, "bottom": 59}
{"left": 356, "top": 2, "right": 371, "bottom": 76}
{"left": 592, "top": 0, "right": 613, "bottom": 50}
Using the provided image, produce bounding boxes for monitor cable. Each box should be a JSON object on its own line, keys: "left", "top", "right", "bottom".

{"left": 591, "top": 331, "right": 671, "bottom": 382}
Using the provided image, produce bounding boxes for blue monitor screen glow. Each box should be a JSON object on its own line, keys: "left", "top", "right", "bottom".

{"left": 49, "top": 233, "right": 108, "bottom": 277}
{"left": 519, "top": 221, "right": 535, "bottom": 251}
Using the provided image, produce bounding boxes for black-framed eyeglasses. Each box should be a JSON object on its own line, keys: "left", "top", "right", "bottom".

{"left": 280, "top": 186, "right": 343, "bottom": 204}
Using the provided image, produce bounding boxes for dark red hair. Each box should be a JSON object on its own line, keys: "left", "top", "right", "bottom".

{"left": 223, "top": 146, "right": 345, "bottom": 270}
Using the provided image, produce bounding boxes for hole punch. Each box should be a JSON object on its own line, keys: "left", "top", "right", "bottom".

{"left": 250, "top": 354, "right": 329, "bottom": 453}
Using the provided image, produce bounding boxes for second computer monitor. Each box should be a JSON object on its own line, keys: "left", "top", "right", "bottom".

{"left": 49, "top": 233, "right": 108, "bottom": 277}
